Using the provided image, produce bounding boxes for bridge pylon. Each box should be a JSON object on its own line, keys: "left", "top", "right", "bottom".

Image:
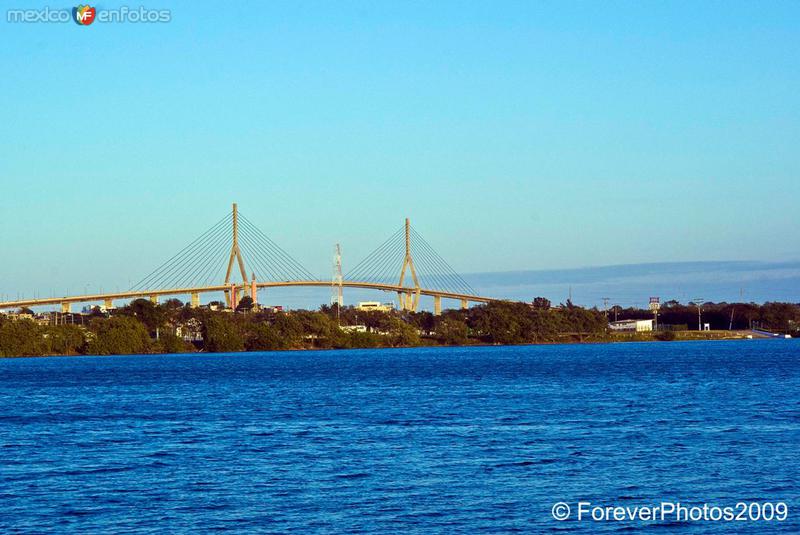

{"left": 398, "top": 218, "right": 421, "bottom": 312}
{"left": 224, "top": 203, "right": 249, "bottom": 308}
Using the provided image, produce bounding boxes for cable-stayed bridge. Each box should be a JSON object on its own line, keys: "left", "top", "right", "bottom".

{"left": 0, "top": 204, "right": 499, "bottom": 315}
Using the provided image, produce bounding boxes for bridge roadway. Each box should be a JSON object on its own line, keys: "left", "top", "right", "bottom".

{"left": 0, "top": 280, "right": 498, "bottom": 315}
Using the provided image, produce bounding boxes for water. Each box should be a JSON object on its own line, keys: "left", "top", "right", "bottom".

{"left": 1, "top": 340, "right": 798, "bottom": 533}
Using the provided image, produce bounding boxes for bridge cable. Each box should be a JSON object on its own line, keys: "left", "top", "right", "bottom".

{"left": 238, "top": 221, "right": 313, "bottom": 282}
{"left": 186, "top": 228, "right": 235, "bottom": 288}
{"left": 413, "top": 247, "right": 467, "bottom": 294}
{"left": 349, "top": 244, "right": 401, "bottom": 284}
{"left": 238, "top": 232, "right": 285, "bottom": 282}
{"left": 154, "top": 220, "right": 232, "bottom": 290}
{"left": 136, "top": 215, "right": 230, "bottom": 290}
{"left": 370, "top": 240, "right": 405, "bottom": 285}
{"left": 348, "top": 242, "right": 401, "bottom": 283}
{"left": 409, "top": 246, "right": 454, "bottom": 293}
{"left": 410, "top": 226, "right": 474, "bottom": 293}
{"left": 136, "top": 213, "right": 230, "bottom": 290}
{"left": 238, "top": 214, "right": 318, "bottom": 281}
{"left": 345, "top": 227, "right": 404, "bottom": 281}
{"left": 237, "top": 233, "right": 279, "bottom": 282}
{"left": 130, "top": 213, "right": 231, "bottom": 290}
{"left": 344, "top": 227, "right": 403, "bottom": 279}
{"left": 238, "top": 213, "right": 317, "bottom": 280}
{"left": 410, "top": 227, "right": 475, "bottom": 295}
{"left": 130, "top": 213, "right": 231, "bottom": 291}
{"left": 409, "top": 239, "right": 466, "bottom": 292}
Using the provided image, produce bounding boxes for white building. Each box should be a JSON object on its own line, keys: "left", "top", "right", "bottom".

{"left": 356, "top": 301, "right": 394, "bottom": 312}
{"left": 340, "top": 325, "right": 367, "bottom": 333}
{"left": 609, "top": 319, "right": 654, "bottom": 332}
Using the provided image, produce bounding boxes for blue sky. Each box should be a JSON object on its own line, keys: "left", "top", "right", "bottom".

{"left": 1, "top": 1, "right": 799, "bottom": 304}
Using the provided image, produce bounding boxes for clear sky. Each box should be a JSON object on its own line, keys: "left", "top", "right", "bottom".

{"left": 1, "top": 1, "right": 798, "bottom": 302}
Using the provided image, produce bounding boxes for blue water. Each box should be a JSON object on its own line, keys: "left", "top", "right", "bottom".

{"left": 1, "top": 341, "right": 798, "bottom": 533}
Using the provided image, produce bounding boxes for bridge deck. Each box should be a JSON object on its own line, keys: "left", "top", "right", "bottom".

{"left": 0, "top": 280, "right": 498, "bottom": 310}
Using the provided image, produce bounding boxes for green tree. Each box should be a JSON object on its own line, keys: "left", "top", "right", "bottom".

{"left": 45, "top": 325, "right": 85, "bottom": 355}
{"left": 346, "top": 331, "right": 383, "bottom": 348}
{"left": 87, "top": 316, "right": 151, "bottom": 355}
{"left": 272, "top": 313, "right": 304, "bottom": 348}
{"left": 160, "top": 298, "right": 185, "bottom": 324}
{"left": 245, "top": 322, "right": 283, "bottom": 351}
{"left": 294, "top": 311, "right": 335, "bottom": 347}
{"left": 155, "top": 331, "right": 191, "bottom": 354}
{"left": 202, "top": 314, "right": 244, "bottom": 352}
{"left": 0, "top": 319, "right": 48, "bottom": 357}
{"left": 122, "top": 298, "right": 165, "bottom": 333}
{"left": 388, "top": 318, "right": 421, "bottom": 347}
{"left": 531, "top": 297, "right": 551, "bottom": 310}
{"left": 236, "top": 296, "right": 255, "bottom": 313}
{"left": 436, "top": 317, "right": 469, "bottom": 345}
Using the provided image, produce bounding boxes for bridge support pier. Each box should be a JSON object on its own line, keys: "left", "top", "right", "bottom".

{"left": 191, "top": 292, "right": 200, "bottom": 308}
{"left": 434, "top": 296, "right": 441, "bottom": 316}
{"left": 61, "top": 302, "right": 71, "bottom": 314}
{"left": 150, "top": 295, "right": 159, "bottom": 305}
{"left": 104, "top": 298, "right": 114, "bottom": 310}
{"left": 230, "top": 285, "right": 239, "bottom": 309}
{"left": 460, "top": 298, "right": 468, "bottom": 310}
{"left": 396, "top": 290, "right": 421, "bottom": 312}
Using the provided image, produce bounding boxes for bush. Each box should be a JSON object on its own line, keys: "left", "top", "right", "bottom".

{"left": 655, "top": 330, "right": 677, "bottom": 341}
{"left": 155, "top": 331, "right": 191, "bottom": 354}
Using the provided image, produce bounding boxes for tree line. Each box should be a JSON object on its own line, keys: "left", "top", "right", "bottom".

{"left": 0, "top": 298, "right": 608, "bottom": 357}
{"left": 611, "top": 300, "right": 800, "bottom": 333}
{"left": 2, "top": 298, "right": 797, "bottom": 357}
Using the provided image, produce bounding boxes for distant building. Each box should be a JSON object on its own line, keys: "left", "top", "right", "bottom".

{"left": 34, "top": 314, "right": 52, "bottom": 326}
{"left": 82, "top": 305, "right": 109, "bottom": 314}
{"left": 340, "top": 325, "right": 367, "bottom": 333}
{"left": 609, "top": 319, "right": 654, "bottom": 332}
{"left": 356, "top": 301, "right": 394, "bottom": 312}
{"left": 175, "top": 318, "right": 203, "bottom": 342}
{"left": 2, "top": 312, "right": 34, "bottom": 322}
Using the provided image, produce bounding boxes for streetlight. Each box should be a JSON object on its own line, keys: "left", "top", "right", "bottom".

{"left": 693, "top": 298, "right": 704, "bottom": 331}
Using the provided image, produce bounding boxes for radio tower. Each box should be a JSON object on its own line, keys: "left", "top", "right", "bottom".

{"left": 331, "top": 243, "right": 343, "bottom": 321}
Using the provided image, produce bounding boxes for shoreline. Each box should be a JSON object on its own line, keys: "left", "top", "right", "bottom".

{"left": 0, "top": 330, "right": 787, "bottom": 359}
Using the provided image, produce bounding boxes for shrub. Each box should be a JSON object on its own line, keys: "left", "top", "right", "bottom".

{"left": 655, "top": 330, "right": 677, "bottom": 341}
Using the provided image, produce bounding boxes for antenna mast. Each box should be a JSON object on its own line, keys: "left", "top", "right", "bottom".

{"left": 331, "top": 243, "right": 343, "bottom": 322}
